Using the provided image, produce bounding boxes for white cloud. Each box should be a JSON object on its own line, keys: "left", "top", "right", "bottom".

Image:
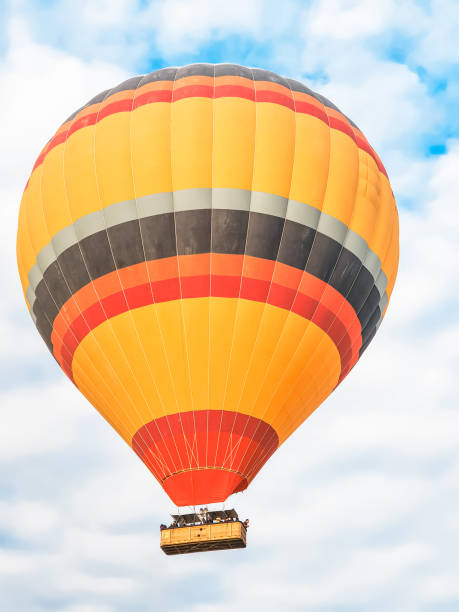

{"left": 409, "top": 0, "right": 459, "bottom": 70}
{"left": 0, "top": 500, "right": 59, "bottom": 540}
{"left": 0, "top": 382, "right": 82, "bottom": 461}
{"left": 153, "top": 0, "right": 264, "bottom": 56}
{"left": 390, "top": 140, "right": 459, "bottom": 326}
{"left": 307, "top": 0, "right": 395, "bottom": 40}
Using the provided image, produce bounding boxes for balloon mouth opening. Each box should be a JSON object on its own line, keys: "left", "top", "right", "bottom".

{"left": 162, "top": 468, "right": 248, "bottom": 506}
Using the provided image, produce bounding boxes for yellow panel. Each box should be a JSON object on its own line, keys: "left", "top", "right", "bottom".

{"left": 347, "top": 150, "right": 379, "bottom": 246}
{"left": 64, "top": 126, "right": 101, "bottom": 223}
{"left": 322, "top": 130, "right": 359, "bottom": 226}
{"left": 289, "top": 113, "right": 330, "bottom": 209}
{"left": 171, "top": 97, "right": 213, "bottom": 190}
{"left": 371, "top": 175, "right": 396, "bottom": 273}
{"left": 269, "top": 331, "right": 342, "bottom": 440}
{"left": 94, "top": 113, "right": 135, "bottom": 206}
{"left": 72, "top": 351, "right": 132, "bottom": 443}
{"left": 131, "top": 103, "right": 172, "bottom": 196}
{"left": 222, "top": 299, "right": 266, "bottom": 414}
{"left": 236, "top": 305, "right": 291, "bottom": 411}
{"left": 73, "top": 299, "right": 195, "bottom": 434}
{"left": 22, "top": 166, "right": 50, "bottom": 266}
{"left": 212, "top": 97, "right": 255, "bottom": 190}
{"left": 209, "top": 298, "right": 239, "bottom": 413}
{"left": 252, "top": 312, "right": 340, "bottom": 431}
{"left": 73, "top": 313, "right": 165, "bottom": 435}
{"left": 73, "top": 298, "right": 341, "bottom": 447}
{"left": 17, "top": 195, "right": 35, "bottom": 293}
{"left": 152, "top": 299, "right": 193, "bottom": 414}
{"left": 251, "top": 103, "right": 296, "bottom": 198}
{"left": 182, "top": 297, "right": 210, "bottom": 413}
{"left": 41, "top": 144, "right": 73, "bottom": 239}
{"left": 209, "top": 298, "right": 340, "bottom": 444}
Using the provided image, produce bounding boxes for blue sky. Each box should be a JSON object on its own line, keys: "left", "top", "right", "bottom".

{"left": 1, "top": 1, "right": 459, "bottom": 610}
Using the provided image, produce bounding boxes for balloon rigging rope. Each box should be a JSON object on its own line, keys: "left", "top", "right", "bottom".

{"left": 212, "top": 66, "right": 258, "bottom": 474}
{"left": 127, "top": 71, "right": 186, "bottom": 476}
{"left": 222, "top": 72, "right": 298, "bottom": 477}
{"left": 169, "top": 68, "right": 200, "bottom": 479}
{"left": 234, "top": 99, "right": 356, "bottom": 478}
{"left": 207, "top": 64, "right": 216, "bottom": 472}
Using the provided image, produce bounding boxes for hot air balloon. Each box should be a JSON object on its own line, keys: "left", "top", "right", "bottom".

{"left": 17, "top": 64, "right": 398, "bottom": 552}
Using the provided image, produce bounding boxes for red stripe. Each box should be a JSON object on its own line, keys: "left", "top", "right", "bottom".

{"left": 27, "top": 84, "right": 386, "bottom": 180}
{"left": 132, "top": 410, "right": 278, "bottom": 505}
{"left": 67, "top": 112, "right": 98, "bottom": 137}
{"left": 132, "top": 89, "right": 172, "bottom": 108}
{"left": 98, "top": 98, "right": 133, "bottom": 120}
{"left": 31, "top": 131, "right": 67, "bottom": 171}
{"left": 294, "top": 99, "right": 328, "bottom": 122}
{"left": 173, "top": 84, "right": 214, "bottom": 101}
{"left": 215, "top": 84, "right": 255, "bottom": 100}
{"left": 328, "top": 115, "right": 355, "bottom": 141}
{"left": 255, "top": 90, "right": 295, "bottom": 110}
{"left": 52, "top": 263, "right": 361, "bottom": 384}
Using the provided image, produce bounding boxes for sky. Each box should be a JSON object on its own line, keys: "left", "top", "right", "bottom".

{"left": 1, "top": 0, "right": 459, "bottom": 610}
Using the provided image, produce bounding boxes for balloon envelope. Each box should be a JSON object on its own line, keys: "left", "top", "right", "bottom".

{"left": 17, "top": 64, "right": 399, "bottom": 506}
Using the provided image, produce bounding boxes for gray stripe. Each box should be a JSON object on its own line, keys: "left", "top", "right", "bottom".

{"left": 250, "top": 191, "right": 288, "bottom": 219}
{"left": 286, "top": 199, "right": 321, "bottom": 229}
{"left": 26, "top": 286, "right": 37, "bottom": 322}
{"left": 317, "top": 213, "right": 348, "bottom": 245}
{"left": 343, "top": 231, "right": 370, "bottom": 268}
{"left": 26, "top": 284, "right": 36, "bottom": 308}
{"left": 173, "top": 188, "right": 212, "bottom": 211}
{"left": 212, "top": 188, "right": 251, "bottom": 211}
{"left": 379, "top": 292, "right": 388, "bottom": 315}
{"left": 35, "top": 243, "right": 56, "bottom": 280}
{"left": 52, "top": 224, "right": 77, "bottom": 259}
{"left": 375, "top": 267, "right": 388, "bottom": 298}
{"left": 25, "top": 187, "right": 387, "bottom": 311}
{"left": 104, "top": 197, "right": 139, "bottom": 227}
{"left": 363, "top": 249, "right": 382, "bottom": 280}
{"left": 28, "top": 258, "right": 46, "bottom": 292}
{"left": 74, "top": 210, "right": 106, "bottom": 240}
{"left": 137, "top": 192, "right": 173, "bottom": 217}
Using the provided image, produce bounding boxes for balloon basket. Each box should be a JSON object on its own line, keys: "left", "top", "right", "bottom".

{"left": 160, "top": 508, "right": 247, "bottom": 555}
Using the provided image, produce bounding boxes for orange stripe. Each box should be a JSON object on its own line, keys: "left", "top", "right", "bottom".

{"left": 211, "top": 253, "right": 244, "bottom": 276}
